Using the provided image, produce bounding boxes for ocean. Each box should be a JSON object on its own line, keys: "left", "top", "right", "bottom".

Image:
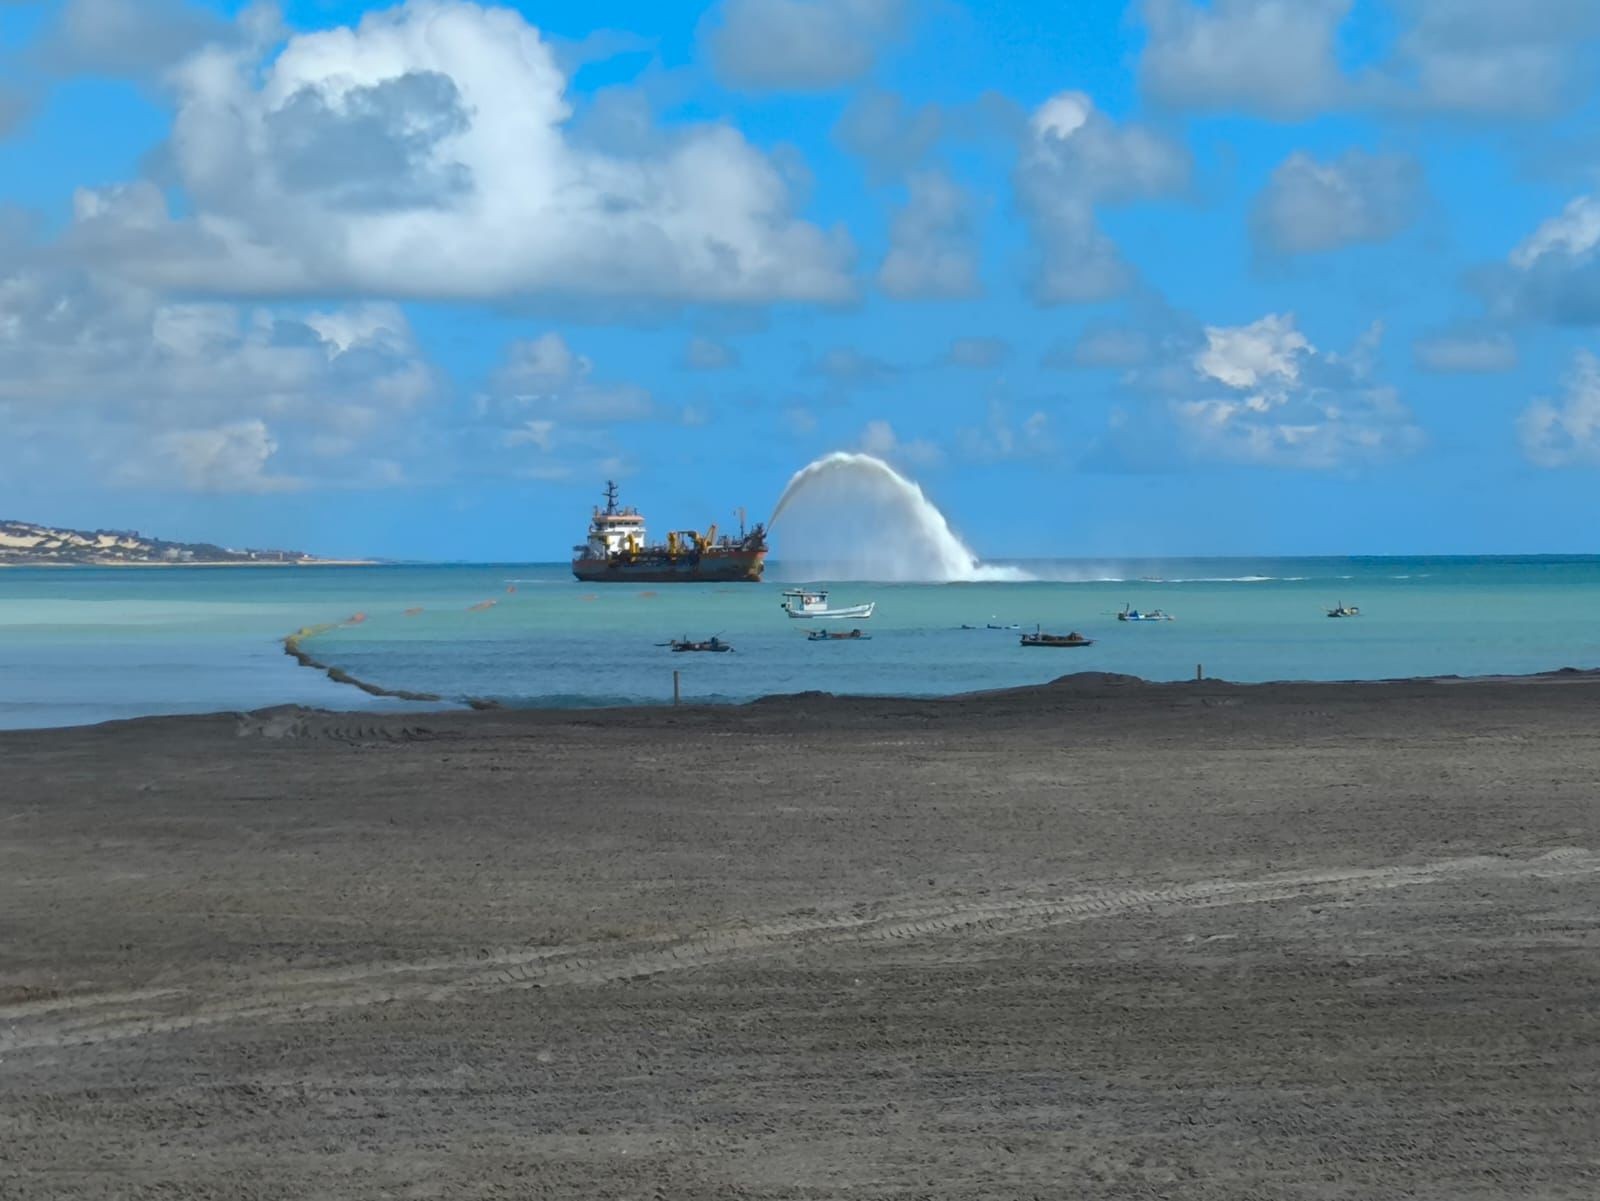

{"left": 3, "top": 556, "right": 1599, "bottom": 730}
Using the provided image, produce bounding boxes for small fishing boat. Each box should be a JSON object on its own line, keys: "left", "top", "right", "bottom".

{"left": 1020, "top": 628, "right": 1094, "bottom": 648}
{"left": 807, "top": 628, "right": 870, "bottom": 641}
{"left": 780, "top": 588, "right": 875, "bottom": 620}
{"left": 987, "top": 622, "right": 1021, "bottom": 630}
{"left": 670, "top": 636, "right": 733, "bottom": 653}
{"left": 1118, "top": 604, "right": 1174, "bottom": 622}
{"left": 1327, "top": 604, "right": 1361, "bottom": 618}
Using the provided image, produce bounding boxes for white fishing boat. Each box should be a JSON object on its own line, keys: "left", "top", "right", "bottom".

{"left": 779, "top": 588, "right": 875, "bottom": 620}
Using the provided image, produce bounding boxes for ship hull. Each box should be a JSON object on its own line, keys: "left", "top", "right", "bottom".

{"left": 572, "top": 552, "right": 766, "bottom": 583}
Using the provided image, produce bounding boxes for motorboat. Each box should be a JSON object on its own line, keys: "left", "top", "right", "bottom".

{"left": 807, "top": 628, "right": 870, "bottom": 641}
{"left": 1327, "top": 604, "right": 1361, "bottom": 618}
{"left": 1020, "top": 628, "right": 1094, "bottom": 648}
{"left": 1118, "top": 604, "right": 1175, "bottom": 622}
{"left": 670, "top": 636, "right": 733, "bottom": 653}
{"left": 780, "top": 588, "right": 875, "bottom": 620}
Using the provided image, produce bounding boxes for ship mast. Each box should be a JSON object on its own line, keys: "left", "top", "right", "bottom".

{"left": 603, "top": 480, "right": 620, "bottom": 516}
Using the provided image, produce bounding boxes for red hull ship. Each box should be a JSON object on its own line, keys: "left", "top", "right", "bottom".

{"left": 571, "top": 482, "right": 767, "bottom": 584}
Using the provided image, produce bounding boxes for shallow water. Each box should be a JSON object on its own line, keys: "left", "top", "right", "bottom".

{"left": 3, "top": 557, "right": 1599, "bottom": 729}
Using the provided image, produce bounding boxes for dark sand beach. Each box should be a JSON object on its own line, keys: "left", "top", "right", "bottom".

{"left": 3, "top": 673, "right": 1598, "bottom": 1198}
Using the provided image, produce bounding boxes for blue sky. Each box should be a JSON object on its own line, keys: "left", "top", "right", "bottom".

{"left": 4, "top": 0, "right": 1600, "bottom": 560}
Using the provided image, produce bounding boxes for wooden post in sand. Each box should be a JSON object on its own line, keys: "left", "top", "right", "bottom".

{"left": 673, "top": 670, "right": 681, "bottom": 705}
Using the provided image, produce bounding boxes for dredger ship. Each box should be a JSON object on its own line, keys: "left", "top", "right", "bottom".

{"left": 571, "top": 481, "right": 767, "bottom": 583}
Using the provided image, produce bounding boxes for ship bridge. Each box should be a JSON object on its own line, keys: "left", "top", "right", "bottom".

{"left": 582, "top": 481, "right": 647, "bottom": 558}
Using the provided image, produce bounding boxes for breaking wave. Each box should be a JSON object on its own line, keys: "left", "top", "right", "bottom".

{"left": 769, "top": 453, "right": 1030, "bottom": 582}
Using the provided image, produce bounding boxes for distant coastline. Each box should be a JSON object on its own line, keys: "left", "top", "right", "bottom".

{"left": 0, "top": 518, "right": 368, "bottom": 568}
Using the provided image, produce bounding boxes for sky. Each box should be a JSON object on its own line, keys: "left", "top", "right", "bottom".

{"left": 3, "top": 0, "right": 1600, "bottom": 561}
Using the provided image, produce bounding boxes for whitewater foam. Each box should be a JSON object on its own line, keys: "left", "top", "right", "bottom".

{"left": 769, "top": 453, "right": 1029, "bottom": 582}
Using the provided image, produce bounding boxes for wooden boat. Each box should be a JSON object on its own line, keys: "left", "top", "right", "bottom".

{"left": 669, "top": 636, "right": 732, "bottom": 653}
{"left": 807, "top": 628, "right": 870, "bottom": 641}
{"left": 1020, "top": 628, "right": 1094, "bottom": 648}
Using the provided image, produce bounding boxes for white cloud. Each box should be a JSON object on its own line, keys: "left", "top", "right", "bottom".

{"left": 835, "top": 90, "right": 941, "bottom": 180}
{"left": 860, "top": 418, "right": 941, "bottom": 467}
{"left": 1520, "top": 352, "right": 1600, "bottom": 467}
{"left": 1251, "top": 150, "right": 1423, "bottom": 256}
{"left": 483, "top": 332, "right": 654, "bottom": 424}
{"left": 705, "top": 0, "right": 904, "bottom": 91}
{"left": 1413, "top": 330, "right": 1517, "bottom": 374}
{"left": 1377, "top": 0, "right": 1600, "bottom": 117}
{"left": 1140, "top": 0, "right": 1600, "bottom": 120}
{"left": 1132, "top": 314, "right": 1423, "bottom": 469}
{"left": 877, "top": 170, "right": 981, "bottom": 300}
{"left": 1138, "top": 0, "right": 1350, "bottom": 118}
{"left": 140, "top": 419, "right": 300, "bottom": 493}
{"left": 46, "top": 0, "right": 232, "bottom": 78}
{"left": 1015, "top": 91, "right": 1188, "bottom": 305}
{"left": 1497, "top": 195, "right": 1600, "bottom": 325}
{"left": 70, "top": 1, "right": 854, "bottom": 305}
{"left": 1195, "top": 314, "right": 1310, "bottom": 390}
{"left": 0, "top": 266, "right": 434, "bottom": 492}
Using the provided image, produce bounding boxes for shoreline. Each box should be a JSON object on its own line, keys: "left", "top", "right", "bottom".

{"left": 0, "top": 559, "right": 379, "bottom": 569}
{"left": 5, "top": 659, "right": 1598, "bottom": 738}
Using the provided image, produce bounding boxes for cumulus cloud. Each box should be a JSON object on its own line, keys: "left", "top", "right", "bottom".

{"left": 705, "top": 0, "right": 905, "bottom": 91}
{"left": 1496, "top": 195, "right": 1600, "bottom": 324}
{"left": 140, "top": 419, "right": 299, "bottom": 493}
{"left": 835, "top": 90, "right": 941, "bottom": 180}
{"left": 1140, "top": 0, "right": 1600, "bottom": 119}
{"left": 1138, "top": 0, "right": 1350, "bottom": 118}
{"left": 1251, "top": 150, "right": 1423, "bottom": 257}
{"left": 70, "top": 1, "right": 854, "bottom": 305}
{"left": 1375, "top": 0, "right": 1600, "bottom": 117}
{"left": 1413, "top": 330, "right": 1517, "bottom": 373}
{"left": 44, "top": 0, "right": 232, "bottom": 78}
{"left": 0, "top": 265, "right": 434, "bottom": 492}
{"left": 859, "top": 418, "right": 941, "bottom": 467}
{"left": 1520, "top": 352, "right": 1600, "bottom": 466}
{"left": 1113, "top": 314, "right": 1422, "bottom": 469}
{"left": 481, "top": 332, "right": 655, "bottom": 425}
{"left": 877, "top": 170, "right": 981, "bottom": 300}
{"left": 1015, "top": 91, "right": 1189, "bottom": 305}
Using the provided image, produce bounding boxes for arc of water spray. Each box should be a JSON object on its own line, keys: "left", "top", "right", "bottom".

{"left": 768, "top": 452, "right": 1027, "bottom": 582}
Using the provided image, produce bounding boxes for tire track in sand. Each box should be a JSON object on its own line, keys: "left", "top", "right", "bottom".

{"left": 2, "top": 849, "right": 1593, "bottom": 1054}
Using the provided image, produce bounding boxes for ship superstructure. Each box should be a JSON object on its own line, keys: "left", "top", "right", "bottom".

{"left": 571, "top": 482, "right": 767, "bottom": 583}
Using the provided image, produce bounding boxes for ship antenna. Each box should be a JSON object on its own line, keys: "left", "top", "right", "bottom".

{"left": 603, "top": 480, "right": 619, "bottom": 515}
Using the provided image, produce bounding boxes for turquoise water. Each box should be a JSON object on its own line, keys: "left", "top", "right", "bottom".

{"left": 3, "top": 558, "right": 1599, "bottom": 729}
